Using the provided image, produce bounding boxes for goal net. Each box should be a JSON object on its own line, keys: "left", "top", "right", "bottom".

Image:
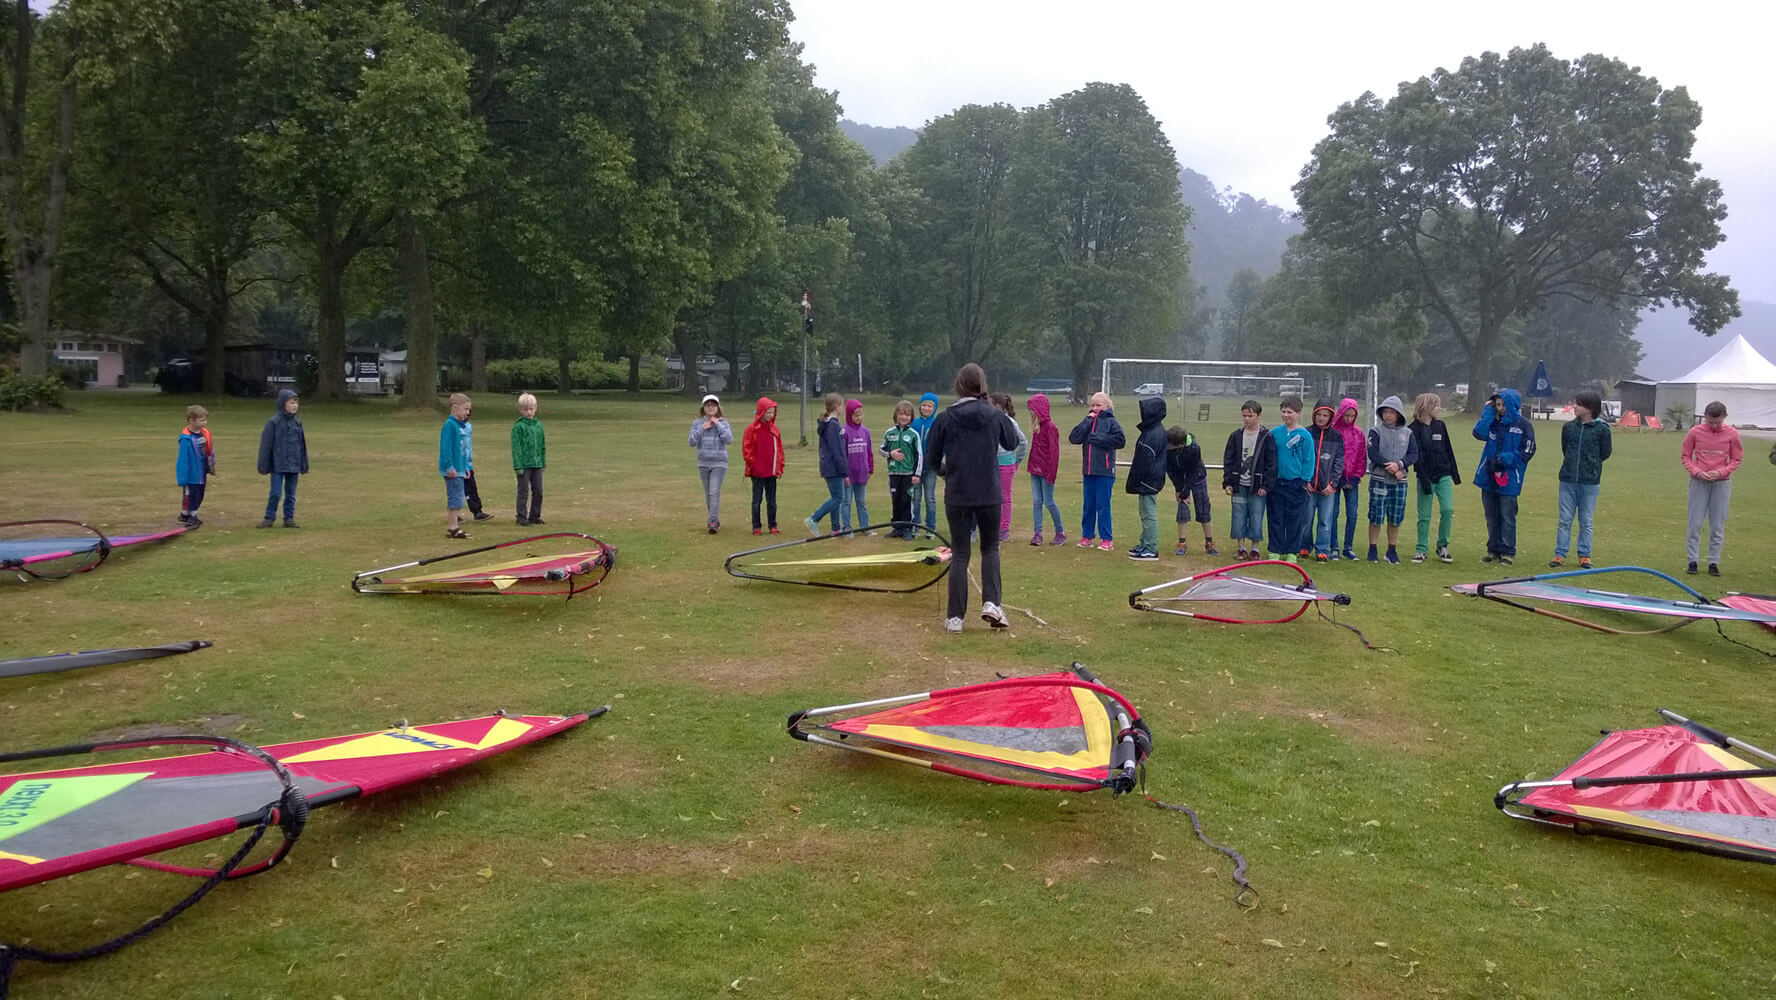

{"left": 1100, "top": 358, "right": 1379, "bottom": 428}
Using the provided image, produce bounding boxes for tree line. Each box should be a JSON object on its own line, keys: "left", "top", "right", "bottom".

{"left": 1, "top": 6, "right": 1737, "bottom": 405}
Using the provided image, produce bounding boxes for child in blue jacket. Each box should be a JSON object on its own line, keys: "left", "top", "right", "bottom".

{"left": 1473, "top": 387, "right": 1537, "bottom": 564}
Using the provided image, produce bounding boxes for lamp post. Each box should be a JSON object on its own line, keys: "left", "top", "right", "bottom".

{"left": 799, "top": 290, "right": 812, "bottom": 446}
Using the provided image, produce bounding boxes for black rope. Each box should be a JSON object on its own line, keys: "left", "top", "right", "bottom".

{"left": 0, "top": 807, "right": 279, "bottom": 999}
{"left": 1137, "top": 769, "right": 1258, "bottom": 907}
{"left": 1712, "top": 619, "right": 1776, "bottom": 659}
{"left": 1315, "top": 602, "right": 1394, "bottom": 652}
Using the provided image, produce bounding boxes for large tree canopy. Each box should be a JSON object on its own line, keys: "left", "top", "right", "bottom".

{"left": 1293, "top": 44, "right": 1737, "bottom": 395}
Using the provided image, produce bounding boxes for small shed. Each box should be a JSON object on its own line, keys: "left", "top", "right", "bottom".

{"left": 52, "top": 334, "right": 140, "bottom": 387}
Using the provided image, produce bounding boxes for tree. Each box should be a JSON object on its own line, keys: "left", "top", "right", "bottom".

{"left": 1218, "top": 268, "right": 1263, "bottom": 358}
{"left": 1, "top": 0, "right": 76, "bottom": 375}
{"left": 1294, "top": 44, "right": 1738, "bottom": 395}
{"left": 1004, "top": 83, "right": 1189, "bottom": 392}
{"left": 1242, "top": 239, "right": 1425, "bottom": 385}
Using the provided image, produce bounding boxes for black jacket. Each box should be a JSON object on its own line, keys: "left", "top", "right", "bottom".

{"left": 1124, "top": 396, "right": 1169, "bottom": 495}
{"left": 1165, "top": 433, "right": 1205, "bottom": 494}
{"left": 1222, "top": 424, "right": 1276, "bottom": 492}
{"left": 1410, "top": 418, "right": 1461, "bottom": 489}
{"left": 256, "top": 389, "right": 309, "bottom": 475}
{"left": 925, "top": 396, "right": 1019, "bottom": 507}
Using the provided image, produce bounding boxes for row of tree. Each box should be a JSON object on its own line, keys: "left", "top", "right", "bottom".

{"left": 2, "top": 6, "right": 1739, "bottom": 403}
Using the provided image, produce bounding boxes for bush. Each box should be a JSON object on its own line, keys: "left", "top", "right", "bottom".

{"left": 482, "top": 356, "right": 666, "bottom": 392}
{"left": 295, "top": 354, "right": 321, "bottom": 397}
{"left": 0, "top": 369, "right": 67, "bottom": 410}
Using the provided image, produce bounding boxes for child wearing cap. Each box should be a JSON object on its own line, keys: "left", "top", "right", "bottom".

{"left": 689, "top": 394, "right": 733, "bottom": 533}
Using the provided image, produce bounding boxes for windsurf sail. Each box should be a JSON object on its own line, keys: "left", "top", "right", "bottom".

{"left": 1, "top": 640, "right": 212, "bottom": 680}
{"left": 351, "top": 533, "right": 616, "bottom": 598}
{"left": 0, "top": 709, "right": 604, "bottom": 990}
{"left": 787, "top": 664, "right": 1256, "bottom": 904}
{"left": 1721, "top": 593, "right": 1776, "bottom": 634}
{"left": 1496, "top": 708, "right": 1776, "bottom": 864}
{"left": 0, "top": 520, "right": 190, "bottom": 582}
{"left": 726, "top": 523, "right": 952, "bottom": 593}
{"left": 1129, "top": 559, "right": 1379, "bottom": 648}
{"left": 1451, "top": 566, "right": 1776, "bottom": 639}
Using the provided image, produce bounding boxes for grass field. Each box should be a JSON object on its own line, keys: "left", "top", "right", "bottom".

{"left": 3, "top": 389, "right": 1775, "bottom": 1000}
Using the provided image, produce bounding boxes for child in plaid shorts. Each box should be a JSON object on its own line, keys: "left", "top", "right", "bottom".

{"left": 1365, "top": 395, "right": 1419, "bottom": 563}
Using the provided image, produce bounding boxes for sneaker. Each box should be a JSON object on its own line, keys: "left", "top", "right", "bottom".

{"left": 185, "top": 515, "right": 202, "bottom": 527}
{"left": 1498, "top": 555, "right": 1514, "bottom": 566}
{"left": 1686, "top": 561, "right": 1699, "bottom": 575}
{"left": 1437, "top": 546, "right": 1452, "bottom": 563}
{"left": 1385, "top": 547, "right": 1399, "bottom": 565}
{"left": 708, "top": 520, "right": 718, "bottom": 534}
{"left": 1174, "top": 544, "right": 1189, "bottom": 556}
{"left": 944, "top": 617, "right": 964, "bottom": 633}
{"left": 283, "top": 519, "right": 299, "bottom": 529}
{"left": 1578, "top": 557, "right": 1592, "bottom": 569}
{"left": 1077, "top": 537, "right": 1097, "bottom": 548}
{"left": 1481, "top": 554, "right": 1497, "bottom": 564}
{"left": 1031, "top": 533, "right": 1044, "bottom": 546}
{"left": 769, "top": 527, "right": 780, "bottom": 535}
{"left": 1342, "top": 548, "right": 1357, "bottom": 562}
{"left": 1128, "top": 547, "right": 1157, "bottom": 560}
{"left": 1315, "top": 552, "right": 1329, "bottom": 562}
{"left": 805, "top": 516, "right": 820, "bottom": 536}
{"left": 1235, "top": 547, "right": 1249, "bottom": 560}
{"left": 1709, "top": 564, "right": 1721, "bottom": 577}
{"left": 517, "top": 517, "right": 532, "bottom": 527}
{"left": 1411, "top": 552, "right": 1427, "bottom": 563}
{"left": 1298, "top": 548, "right": 1311, "bottom": 558}
{"left": 177, "top": 513, "right": 192, "bottom": 524}
{"left": 980, "top": 602, "right": 1009, "bottom": 628}
{"left": 1050, "top": 533, "right": 1067, "bottom": 546}
{"left": 864, "top": 530, "right": 879, "bottom": 537}
{"left": 529, "top": 517, "right": 546, "bottom": 525}
{"left": 257, "top": 518, "right": 274, "bottom": 528}
{"left": 1098, "top": 539, "right": 1115, "bottom": 552}
{"left": 472, "top": 511, "right": 494, "bottom": 521}
{"left": 753, "top": 528, "right": 762, "bottom": 536}
{"left": 1367, "top": 545, "right": 1379, "bottom": 563}
{"left": 1326, "top": 550, "right": 1339, "bottom": 561}
{"left": 1548, "top": 556, "right": 1565, "bottom": 568}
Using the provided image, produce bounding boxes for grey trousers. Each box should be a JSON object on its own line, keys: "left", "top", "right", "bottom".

{"left": 1685, "top": 477, "right": 1731, "bottom": 564}
{"left": 700, "top": 466, "right": 726, "bottom": 522}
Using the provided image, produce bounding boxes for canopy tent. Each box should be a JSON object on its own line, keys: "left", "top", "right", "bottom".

{"left": 1653, "top": 334, "right": 1776, "bottom": 428}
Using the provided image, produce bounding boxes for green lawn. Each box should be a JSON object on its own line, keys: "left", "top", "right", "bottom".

{"left": 3, "top": 390, "right": 1774, "bottom": 999}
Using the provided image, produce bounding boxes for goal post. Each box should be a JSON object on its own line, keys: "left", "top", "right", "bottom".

{"left": 1100, "top": 358, "right": 1379, "bottom": 429}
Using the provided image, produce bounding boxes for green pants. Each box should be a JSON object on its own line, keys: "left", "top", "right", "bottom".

{"left": 1138, "top": 494, "right": 1159, "bottom": 550}
{"left": 1415, "top": 475, "right": 1455, "bottom": 553}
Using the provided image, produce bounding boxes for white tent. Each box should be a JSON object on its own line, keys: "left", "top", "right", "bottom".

{"left": 1654, "top": 334, "right": 1776, "bottom": 428}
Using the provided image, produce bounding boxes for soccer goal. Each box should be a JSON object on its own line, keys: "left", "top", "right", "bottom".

{"left": 1100, "top": 358, "right": 1379, "bottom": 427}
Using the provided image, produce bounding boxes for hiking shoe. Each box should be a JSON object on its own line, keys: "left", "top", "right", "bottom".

{"left": 1498, "top": 555, "right": 1514, "bottom": 566}
{"left": 283, "top": 519, "right": 299, "bottom": 529}
{"left": 1077, "top": 537, "right": 1096, "bottom": 548}
{"left": 1578, "top": 557, "right": 1592, "bottom": 569}
{"left": 1202, "top": 542, "right": 1216, "bottom": 555}
{"left": 945, "top": 616, "right": 964, "bottom": 633}
{"left": 981, "top": 602, "right": 1010, "bottom": 628}
{"left": 1175, "top": 543, "right": 1190, "bottom": 556}
{"left": 1385, "top": 547, "right": 1400, "bottom": 565}
{"left": 1687, "top": 561, "right": 1699, "bottom": 575}
{"left": 1437, "top": 546, "right": 1452, "bottom": 563}
{"left": 1050, "top": 533, "right": 1067, "bottom": 545}
{"left": 1031, "top": 533, "right": 1044, "bottom": 546}
{"left": 1342, "top": 548, "right": 1357, "bottom": 561}
{"left": 257, "top": 518, "right": 274, "bottom": 528}
{"left": 1098, "top": 539, "right": 1115, "bottom": 552}
{"left": 472, "top": 511, "right": 494, "bottom": 521}
{"left": 1411, "top": 551, "right": 1427, "bottom": 563}
{"left": 1367, "top": 545, "right": 1379, "bottom": 563}
{"left": 1548, "top": 556, "right": 1565, "bottom": 568}
{"left": 805, "top": 516, "right": 820, "bottom": 536}
{"left": 1709, "top": 564, "right": 1721, "bottom": 577}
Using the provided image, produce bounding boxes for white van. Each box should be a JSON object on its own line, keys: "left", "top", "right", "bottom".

{"left": 1133, "top": 383, "right": 1166, "bottom": 397}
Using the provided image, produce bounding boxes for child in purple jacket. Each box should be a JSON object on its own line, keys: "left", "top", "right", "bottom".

{"left": 843, "top": 399, "right": 876, "bottom": 535}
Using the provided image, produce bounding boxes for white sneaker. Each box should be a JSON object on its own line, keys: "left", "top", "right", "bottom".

{"left": 944, "top": 617, "right": 964, "bottom": 633}
{"left": 980, "top": 602, "right": 1009, "bottom": 628}
{"left": 804, "top": 516, "right": 819, "bottom": 536}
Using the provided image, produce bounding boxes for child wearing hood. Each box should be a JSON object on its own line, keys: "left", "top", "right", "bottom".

{"left": 843, "top": 399, "right": 875, "bottom": 534}
{"left": 256, "top": 389, "right": 308, "bottom": 528}
{"left": 1123, "top": 395, "right": 1168, "bottom": 559}
{"left": 989, "top": 392, "right": 1028, "bottom": 541}
{"left": 880, "top": 400, "right": 923, "bottom": 538}
{"left": 910, "top": 392, "right": 940, "bottom": 535}
{"left": 1165, "top": 426, "right": 1208, "bottom": 556}
{"left": 1333, "top": 398, "right": 1367, "bottom": 560}
{"left": 805, "top": 393, "right": 850, "bottom": 535}
{"left": 1069, "top": 392, "right": 1126, "bottom": 550}
{"left": 1473, "top": 387, "right": 1537, "bottom": 564}
{"left": 689, "top": 394, "right": 732, "bottom": 533}
{"left": 1025, "top": 393, "right": 1065, "bottom": 545}
{"left": 1307, "top": 398, "right": 1344, "bottom": 561}
{"left": 1408, "top": 393, "right": 1460, "bottom": 563}
{"left": 1365, "top": 395, "right": 1419, "bottom": 563}
{"left": 741, "top": 396, "right": 784, "bottom": 535}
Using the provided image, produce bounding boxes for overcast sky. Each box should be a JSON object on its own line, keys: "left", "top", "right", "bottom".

{"left": 788, "top": 0, "right": 1775, "bottom": 304}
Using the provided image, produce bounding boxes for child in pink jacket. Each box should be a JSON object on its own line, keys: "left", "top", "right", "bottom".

{"left": 1680, "top": 400, "right": 1742, "bottom": 576}
{"left": 1332, "top": 398, "right": 1368, "bottom": 559}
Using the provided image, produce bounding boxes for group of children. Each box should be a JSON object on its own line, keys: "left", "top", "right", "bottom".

{"left": 439, "top": 392, "right": 547, "bottom": 538}
{"left": 174, "top": 389, "right": 313, "bottom": 530}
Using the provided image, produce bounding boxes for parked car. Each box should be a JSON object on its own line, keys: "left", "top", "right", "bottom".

{"left": 1133, "top": 383, "right": 1167, "bottom": 397}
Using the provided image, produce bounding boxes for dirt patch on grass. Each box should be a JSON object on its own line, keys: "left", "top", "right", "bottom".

{"left": 86, "top": 713, "right": 249, "bottom": 742}
{"left": 1225, "top": 690, "right": 1432, "bottom": 749}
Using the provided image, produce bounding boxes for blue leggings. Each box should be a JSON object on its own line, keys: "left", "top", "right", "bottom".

{"left": 1081, "top": 475, "right": 1114, "bottom": 540}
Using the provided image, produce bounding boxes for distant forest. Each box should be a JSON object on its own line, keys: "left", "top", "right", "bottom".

{"left": 839, "top": 120, "right": 1300, "bottom": 316}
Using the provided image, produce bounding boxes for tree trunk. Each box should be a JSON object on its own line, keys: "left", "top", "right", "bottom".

{"left": 557, "top": 353, "right": 572, "bottom": 395}
{"left": 627, "top": 354, "right": 640, "bottom": 393}
{"left": 203, "top": 303, "right": 228, "bottom": 395}
{"left": 313, "top": 242, "right": 350, "bottom": 400}
{"left": 0, "top": 17, "right": 76, "bottom": 377}
{"left": 469, "top": 324, "right": 487, "bottom": 393}
{"left": 396, "top": 214, "right": 438, "bottom": 410}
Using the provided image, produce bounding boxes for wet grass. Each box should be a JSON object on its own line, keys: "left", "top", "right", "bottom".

{"left": 2, "top": 390, "right": 1775, "bottom": 999}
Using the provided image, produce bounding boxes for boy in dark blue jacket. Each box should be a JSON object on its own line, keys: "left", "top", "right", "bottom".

{"left": 256, "top": 389, "right": 308, "bottom": 528}
{"left": 1473, "top": 388, "right": 1537, "bottom": 564}
{"left": 1123, "top": 396, "right": 1168, "bottom": 559}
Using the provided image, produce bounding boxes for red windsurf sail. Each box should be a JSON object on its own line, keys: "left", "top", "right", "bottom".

{"left": 1, "top": 520, "right": 191, "bottom": 581}
{"left": 352, "top": 533, "right": 616, "bottom": 597}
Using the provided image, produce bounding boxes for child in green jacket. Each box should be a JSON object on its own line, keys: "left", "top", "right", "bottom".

{"left": 512, "top": 393, "right": 547, "bottom": 526}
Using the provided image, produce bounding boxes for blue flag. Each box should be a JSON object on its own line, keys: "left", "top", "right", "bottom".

{"left": 1530, "top": 360, "right": 1553, "bottom": 399}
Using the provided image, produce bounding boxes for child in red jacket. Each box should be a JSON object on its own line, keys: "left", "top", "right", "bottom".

{"left": 741, "top": 397, "right": 785, "bottom": 535}
{"left": 1025, "top": 393, "right": 1065, "bottom": 545}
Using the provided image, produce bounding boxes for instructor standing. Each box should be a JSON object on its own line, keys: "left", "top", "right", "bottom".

{"left": 924, "top": 363, "right": 1020, "bottom": 633}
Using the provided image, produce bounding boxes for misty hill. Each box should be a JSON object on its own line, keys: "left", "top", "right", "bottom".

{"left": 1633, "top": 299, "right": 1776, "bottom": 380}
{"left": 838, "top": 119, "right": 918, "bottom": 166}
